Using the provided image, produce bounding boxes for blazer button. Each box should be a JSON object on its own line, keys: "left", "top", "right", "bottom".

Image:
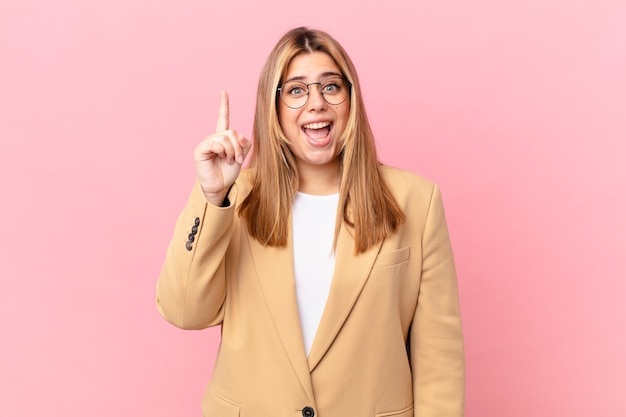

{"left": 191, "top": 225, "right": 198, "bottom": 234}
{"left": 188, "top": 233, "right": 195, "bottom": 242}
{"left": 302, "top": 406, "right": 314, "bottom": 417}
{"left": 185, "top": 241, "right": 193, "bottom": 251}
{"left": 194, "top": 217, "right": 200, "bottom": 226}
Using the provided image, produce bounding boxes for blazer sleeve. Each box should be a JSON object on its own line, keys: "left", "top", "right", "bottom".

{"left": 156, "top": 181, "right": 238, "bottom": 330}
{"left": 411, "top": 184, "right": 465, "bottom": 417}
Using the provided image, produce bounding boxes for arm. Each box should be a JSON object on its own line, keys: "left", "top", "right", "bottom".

{"left": 411, "top": 185, "right": 465, "bottom": 416}
{"left": 156, "top": 91, "right": 251, "bottom": 330}
{"left": 156, "top": 182, "right": 238, "bottom": 329}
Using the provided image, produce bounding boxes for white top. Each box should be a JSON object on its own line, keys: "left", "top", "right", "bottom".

{"left": 292, "top": 192, "right": 339, "bottom": 357}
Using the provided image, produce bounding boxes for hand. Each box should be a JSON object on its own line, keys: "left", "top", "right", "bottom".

{"left": 194, "top": 91, "right": 252, "bottom": 206}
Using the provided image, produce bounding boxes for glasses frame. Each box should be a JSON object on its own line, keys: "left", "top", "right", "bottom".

{"left": 277, "top": 77, "right": 352, "bottom": 109}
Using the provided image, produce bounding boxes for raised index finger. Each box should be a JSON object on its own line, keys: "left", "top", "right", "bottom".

{"left": 216, "top": 91, "right": 229, "bottom": 132}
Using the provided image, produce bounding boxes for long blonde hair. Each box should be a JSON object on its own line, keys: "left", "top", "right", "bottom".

{"left": 239, "top": 27, "right": 405, "bottom": 254}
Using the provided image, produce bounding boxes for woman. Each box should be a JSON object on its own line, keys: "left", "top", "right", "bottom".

{"left": 157, "top": 27, "right": 464, "bottom": 417}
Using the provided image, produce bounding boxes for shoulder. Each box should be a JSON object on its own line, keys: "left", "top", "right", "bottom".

{"left": 379, "top": 165, "right": 437, "bottom": 198}
{"left": 379, "top": 165, "right": 449, "bottom": 229}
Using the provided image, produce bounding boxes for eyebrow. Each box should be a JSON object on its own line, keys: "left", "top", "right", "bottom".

{"left": 283, "top": 71, "right": 343, "bottom": 83}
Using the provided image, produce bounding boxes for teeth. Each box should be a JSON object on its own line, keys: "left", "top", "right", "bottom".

{"left": 303, "top": 122, "right": 331, "bottom": 129}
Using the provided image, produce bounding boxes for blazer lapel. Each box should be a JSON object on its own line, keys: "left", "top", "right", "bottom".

{"left": 246, "top": 230, "right": 315, "bottom": 401}
{"left": 307, "top": 222, "right": 383, "bottom": 372}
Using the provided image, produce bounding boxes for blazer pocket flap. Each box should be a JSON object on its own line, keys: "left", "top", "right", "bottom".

{"left": 203, "top": 386, "right": 240, "bottom": 417}
{"left": 373, "top": 247, "right": 411, "bottom": 268}
{"left": 375, "top": 403, "right": 414, "bottom": 417}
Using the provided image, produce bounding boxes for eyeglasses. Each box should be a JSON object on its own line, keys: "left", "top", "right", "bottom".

{"left": 277, "top": 76, "right": 352, "bottom": 109}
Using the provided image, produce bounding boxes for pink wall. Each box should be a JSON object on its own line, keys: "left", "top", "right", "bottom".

{"left": 1, "top": 1, "right": 624, "bottom": 416}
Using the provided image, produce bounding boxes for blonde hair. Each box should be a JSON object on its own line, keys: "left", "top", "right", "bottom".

{"left": 239, "top": 27, "right": 405, "bottom": 254}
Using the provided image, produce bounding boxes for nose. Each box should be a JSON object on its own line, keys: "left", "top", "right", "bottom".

{"left": 306, "top": 83, "right": 326, "bottom": 110}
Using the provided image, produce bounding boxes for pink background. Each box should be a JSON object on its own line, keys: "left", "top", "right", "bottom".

{"left": 1, "top": 1, "right": 625, "bottom": 416}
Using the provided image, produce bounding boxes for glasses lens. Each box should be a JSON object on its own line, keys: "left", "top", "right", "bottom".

{"left": 280, "top": 81, "right": 308, "bottom": 109}
{"left": 320, "top": 77, "right": 348, "bottom": 105}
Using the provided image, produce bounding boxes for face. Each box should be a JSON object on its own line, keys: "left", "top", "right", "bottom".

{"left": 278, "top": 52, "right": 350, "bottom": 173}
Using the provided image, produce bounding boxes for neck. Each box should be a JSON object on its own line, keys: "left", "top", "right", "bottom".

{"left": 297, "top": 160, "right": 341, "bottom": 195}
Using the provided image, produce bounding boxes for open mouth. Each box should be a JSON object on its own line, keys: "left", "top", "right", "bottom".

{"left": 302, "top": 121, "right": 332, "bottom": 141}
